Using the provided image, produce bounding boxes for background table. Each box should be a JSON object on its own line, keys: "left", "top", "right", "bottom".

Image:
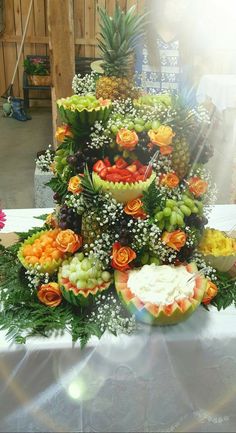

{"left": 197, "top": 74, "right": 236, "bottom": 204}
{"left": 1, "top": 206, "right": 236, "bottom": 432}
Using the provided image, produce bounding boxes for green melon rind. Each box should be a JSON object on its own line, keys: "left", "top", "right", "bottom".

{"left": 60, "top": 280, "right": 111, "bottom": 307}
{"left": 92, "top": 172, "right": 156, "bottom": 204}
{"left": 114, "top": 264, "right": 207, "bottom": 326}
{"left": 17, "top": 230, "right": 64, "bottom": 275}
{"left": 58, "top": 104, "right": 112, "bottom": 134}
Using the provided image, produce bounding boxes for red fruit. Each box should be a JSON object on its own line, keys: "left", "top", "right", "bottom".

{"left": 135, "top": 174, "right": 145, "bottom": 181}
{"left": 99, "top": 167, "right": 108, "bottom": 179}
{"left": 106, "top": 173, "right": 123, "bottom": 182}
{"left": 104, "top": 157, "right": 111, "bottom": 167}
{"left": 138, "top": 165, "right": 152, "bottom": 177}
{"left": 115, "top": 157, "right": 128, "bottom": 169}
{"left": 132, "top": 160, "right": 142, "bottom": 169}
{"left": 127, "top": 164, "right": 137, "bottom": 173}
{"left": 93, "top": 160, "right": 106, "bottom": 173}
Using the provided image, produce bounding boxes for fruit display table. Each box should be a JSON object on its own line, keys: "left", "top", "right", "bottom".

{"left": 1, "top": 206, "right": 236, "bottom": 432}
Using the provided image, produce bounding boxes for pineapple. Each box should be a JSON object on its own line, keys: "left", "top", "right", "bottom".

{"left": 96, "top": 3, "right": 146, "bottom": 100}
{"left": 81, "top": 212, "right": 102, "bottom": 250}
{"left": 171, "top": 138, "right": 190, "bottom": 179}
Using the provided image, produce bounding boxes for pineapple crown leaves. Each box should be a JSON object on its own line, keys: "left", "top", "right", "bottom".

{"left": 97, "top": 2, "right": 148, "bottom": 76}
{"left": 80, "top": 166, "right": 100, "bottom": 200}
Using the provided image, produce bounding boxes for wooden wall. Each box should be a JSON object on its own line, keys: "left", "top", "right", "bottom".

{"left": 0, "top": 0, "right": 145, "bottom": 100}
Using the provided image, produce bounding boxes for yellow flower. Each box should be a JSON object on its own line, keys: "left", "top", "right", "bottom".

{"left": 199, "top": 228, "right": 236, "bottom": 256}
{"left": 148, "top": 126, "right": 175, "bottom": 147}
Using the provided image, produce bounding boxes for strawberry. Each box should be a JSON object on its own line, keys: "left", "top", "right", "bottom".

{"left": 99, "top": 167, "right": 108, "bottom": 179}
{"left": 115, "top": 157, "right": 128, "bottom": 169}
{"left": 104, "top": 157, "right": 111, "bottom": 167}
{"left": 138, "top": 165, "right": 152, "bottom": 177}
{"left": 106, "top": 173, "right": 123, "bottom": 182}
{"left": 93, "top": 160, "right": 106, "bottom": 173}
{"left": 132, "top": 160, "right": 142, "bottom": 169}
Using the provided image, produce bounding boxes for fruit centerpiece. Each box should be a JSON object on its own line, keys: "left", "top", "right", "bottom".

{"left": 1, "top": 4, "right": 236, "bottom": 347}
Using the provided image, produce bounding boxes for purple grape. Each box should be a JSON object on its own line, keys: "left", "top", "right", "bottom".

{"left": 67, "top": 155, "right": 77, "bottom": 166}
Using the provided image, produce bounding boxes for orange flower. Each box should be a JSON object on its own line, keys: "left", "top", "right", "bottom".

{"left": 55, "top": 125, "right": 73, "bottom": 143}
{"left": 98, "top": 98, "right": 111, "bottom": 107}
{"left": 68, "top": 176, "right": 82, "bottom": 194}
{"left": 202, "top": 280, "right": 218, "bottom": 305}
{"left": 148, "top": 126, "right": 175, "bottom": 147}
{"left": 162, "top": 230, "right": 187, "bottom": 251}
{"left": 37, "top": 282, "right": 62, "bottom": 307}
{"left": 56, "top": 229, "right": 82, "bottom": 253}
{"left": 116, "top": 129, "right": 139, "bottom": 151}
{"left": 111, "top": 242, "right": 136, "bottom": 271}
{"left": 45, "top": 213, "right": 58, "bottom": 228}
{"left": 159, "top": 145, "right": 173, "bottom": 156}
{"left": 161, "top": 172, "right": 180, "bottom": 188}
{"left": 124, "top": 197, "right": 147, "bottom": 219}
{"left": 188, "top": 177, "right": 208, "bottom": 197}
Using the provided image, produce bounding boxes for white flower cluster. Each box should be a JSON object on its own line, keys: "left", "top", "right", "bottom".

{"left": 72, "top": 72, "right": 97, "bottom": 95}
{"left": 192, "top": 251, "right": 217, "bottom": 281}
{"left": 25, "top": 266, "right": 50, "bottom": 290}
{"left": 153, "top": 153, "right": 172, "bottom": 175}
{"left": 127, "top": 219, "right": 163, "bottom": 256}
{"left": 185, "top": 226, "right": 198, "bottom": 248}
{"left": 84, "top": 232, "right": 115, "bottom": 267}
{"left": 89, "top": 121, "right": 110, "bottom": 150}
{"left": 65, "top": 194, "right": 86, "bottom": 214}
{"left": 93, "top": 193, "right": 124, "bottom": 227}
{"left": 111, "top": 98, "right": 137, "bottom": 117}
{"left": 36, "top": 145, "right": 54, "bottom": 172}
{"left": 88, "top": 293, "right": 136, "bottom": 335}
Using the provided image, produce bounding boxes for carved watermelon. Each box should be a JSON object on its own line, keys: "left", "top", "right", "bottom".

{"left": 114, "top": 263, "right": 207, "bottom": 325}
{"left": 59, "top": 277, "right": 110, "bottom": 307}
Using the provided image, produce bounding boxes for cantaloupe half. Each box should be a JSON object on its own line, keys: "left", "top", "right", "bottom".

{"left": 114, "top": 263, "right": 207, "bottom": 326}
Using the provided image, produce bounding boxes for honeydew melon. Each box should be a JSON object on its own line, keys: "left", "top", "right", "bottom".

{"left": 114, "top": 263, "right": 207, "bottom": 325}
{"left": 92, "top": 172, "right": 156, "bottom": 204}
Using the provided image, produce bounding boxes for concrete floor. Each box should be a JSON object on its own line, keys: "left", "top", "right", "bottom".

{"left": 0, "top": 108, "right": 52, "bottom": 209}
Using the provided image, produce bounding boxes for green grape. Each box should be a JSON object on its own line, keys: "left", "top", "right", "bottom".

{"left": 151, "top": 120, "right": 161, "bottom": 130}
{"left": 155, "top": 211, "right": 164, "bottom": 221}
{"left": 111, "top": 125, "right": 119, "bottom": 135}
{"left": 166, "top": 199, "right": 177, "bottom": 208}
{"left": 195, "top": 200, "right": 203, "bottom": 212}
{"left": 141, "top": 252, "right": 149, "bottom": 265}
{"left": 70, "top": 272, "right": 77, "bottom": 284}
{"left": 127, "top": 122, "right": 135, "bottom": 130}
{"left": 163, "top": 207, "right": 172, "bottom": 217}
{"left": 158, "top": 220, "right": 165, "bottom": 230}
{"left": 76, "top": 280, "right": 86, "bottom": 289}
{"left": 81, "top": 258, "right": 92, "bottom": 271}
{"left": 183, "top": 196, "right": 195, "bottom": 209}
{"left": 192, "top": 206, "right": 199, "bottom": 214}
{"left": 144, "top": 121, "right": 152, "bottom": 130}
{"left": 77, "top": 252, "right": 84, "bottom": 261}
{"left": 150, "top": 257, "right": 160, "bottom": 265}
{"left": 134, "top": 124, "right": 144, "bottom": 133}
{"left": 177, "top": 201, "right": 184, "bottom": 207}
{"left": 180, "top": 205, "right": 192, "bottom": 216}
{"left": 87, "top": 279, "right": 97, "bottom": 288}
{"left": 101, "top": 271, "right": 111, "bottom": 282}
{"left": 176, "top": 214, "right": 184, "bottom": 226}
{"left": 134, "top": 117, "right": 145, "bottom": 125}
{"left": 170, "top": 211, "right": 178, "bottom": 226}
{"left": 165, "top": 223, "right": 175, "bottom": 232}
{"left": 97, "top": 278, "right": 103, "bottom": 286}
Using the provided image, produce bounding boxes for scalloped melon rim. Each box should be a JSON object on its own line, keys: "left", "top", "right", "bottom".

{"left": 59, "top": 274, "right": 111, "bottom": 306}
{"left": 18, "top": 229, "right": 65, "bottom": 275}
{"left": 114, "top": 263, "right": 207, "bottom": 326}
{"left": 92, "top": 172, "right": 156, "bottom": 203}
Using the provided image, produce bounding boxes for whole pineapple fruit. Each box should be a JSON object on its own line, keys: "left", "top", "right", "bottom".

{"left": 81, "top": 212, "right": 102, "bottom": 250}
{"left": 171, "top": 138, "right": 190, "bottom": 179}
{"left": 96, "top": 3, "right": 146, "bottom": 101}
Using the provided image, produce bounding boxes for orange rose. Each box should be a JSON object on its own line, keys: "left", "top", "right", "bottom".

{"left": 111, "top": 242, "right": 136, "bottom": 271}
{"left": 68, "top": 176, "right": 82, "bottom": 194}
{"left": 55, "top": 125, "right": 73, "bottom": 143}
{"left": 161, "top": 173, "right": 180, "bottom": 188}
{"left": 188, "top": 177, "right": 208, "bottom": 197}
{"left": 162, "top": 230, "right": 187, "bottom": 251}
{"left": 45, "top": 213, "right": 58, "bottom": 228}
{"left": 37, "top": 282, "right": 62, "bottom": 307}
{"left": 98, "top": 98, "right": 111, "bottom": 107}
{"left": 202, "top": 280, "right": 218, "bottom": 305}
{"left": 159, "top": 145, "right": 173, "bottom": 155}
{"left": 148, "top": 126, "right": 175, "bottom": 147}
{"left": 116, "top": 129, "right": 139, "bottom": 150}
{"left": 56, "top": 229, "right": 82, "bottom": 253}
{"left": 124, "top": 197, "right": 147, "bottom": 219}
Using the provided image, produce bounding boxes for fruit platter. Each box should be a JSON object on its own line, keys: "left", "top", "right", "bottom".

{"left": 1, "top": 4, "right": 236, "bottom": 347}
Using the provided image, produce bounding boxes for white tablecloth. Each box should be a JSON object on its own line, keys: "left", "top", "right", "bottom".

{"left": 1, "top": 206, "right": 236, "bottom": 432}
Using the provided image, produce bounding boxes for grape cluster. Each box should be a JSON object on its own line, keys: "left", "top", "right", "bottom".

{"left": 60, "top": 253, "right": 112, "bottom": 290}
{"left": 154, "top": 195, "right": 204, "bottom": 232}
{"left": 58, "top": 205, "right": 82, "bottom": 232}
{"left": 54, "top": 148, "right": 71, "bottom": 178}
{"left": 66, "top": 148, "right": 100, "bottom": 173}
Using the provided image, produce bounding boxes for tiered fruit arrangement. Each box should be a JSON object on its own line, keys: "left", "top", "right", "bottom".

{"left": 2, "top": 3, "right": 232, "bottom": 349}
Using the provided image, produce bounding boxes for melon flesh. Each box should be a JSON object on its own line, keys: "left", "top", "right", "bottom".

{"left": 114, "top": 263, "right": 207, "bottom": 326}
{"left": 58, "top": 274, "right": 110, "bottom": 307}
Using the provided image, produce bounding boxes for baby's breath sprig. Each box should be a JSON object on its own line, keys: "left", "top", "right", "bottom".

{"left": 88, "top": 292, "right": 136, "bottom": 335}
{"left": 25, "top": 266, "right": 50, "bottom": 290}
{"left": 36, "top": 145, "right": 54, "bottom": 172}
{"left": 72, "top": 72, "right": 97, "bottom": 95}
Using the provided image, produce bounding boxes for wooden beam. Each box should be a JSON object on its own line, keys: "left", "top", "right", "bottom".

{"left": 0, "top": 35, "right": 98, "bottom": 45}
{"left": 47, "top": 0, "right": 75, "bottom": 147}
